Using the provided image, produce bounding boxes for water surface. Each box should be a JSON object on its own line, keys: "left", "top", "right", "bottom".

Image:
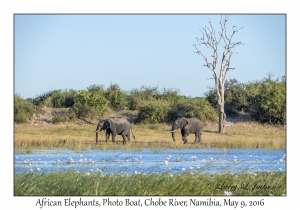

{"left": 14, "top": 149, "right": 286, "bottom": 175}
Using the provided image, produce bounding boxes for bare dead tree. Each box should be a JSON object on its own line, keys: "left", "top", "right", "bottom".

{"left": 193, "top": 15, "right": 244, "bottom": 133}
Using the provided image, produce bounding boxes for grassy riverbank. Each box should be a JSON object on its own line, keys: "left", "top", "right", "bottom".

{"left": 14, "top": 170, "right": 286, "bottom": 196}
{"left": 14, "top": 121, "right": 286, "bottom": 151}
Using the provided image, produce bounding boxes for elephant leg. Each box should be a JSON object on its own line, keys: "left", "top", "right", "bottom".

{"left": 126, "top": 133, "right": 130, "bottom": 141}
{"left": 112, "top": 134, "right": 116, "bottom": 143}
{"left": 198, "top": 131, "right": 203, "bottom": 144}
{"left": 181, "top": 132, "right": 188, "bottom": 144}
{"left": 193, "top": 131, "right": 201, "bottom": 144}
{"left": 193, "top": 133, "right": 198, "bottom": 144}
{"left": 105, "top": 131, "right": 111, "bottom": 142}
{"left": 122, "top": 135, "right": 127, "bottom": 144}
{"left": 182, "top": 128, "right": 190, "bottom": 144}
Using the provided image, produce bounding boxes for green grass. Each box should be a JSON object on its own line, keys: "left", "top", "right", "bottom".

{"left": 14, "top": 170, "right": 286, "bottom": 196}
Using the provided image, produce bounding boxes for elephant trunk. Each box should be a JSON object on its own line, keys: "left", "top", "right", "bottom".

{"left": 96, "top": 124, "right": 101, "bottom": 132}
{"left": 95, "top": 125, "right": 103, "bottom": 133}
{"left": 95, "top": 127, "right": 102, "bottom": 144}
{"left": 96, "top": 131, "right": 98, "bottom": 144}
{"left": 171, "top": 123, "right": 177, "bottom": 141}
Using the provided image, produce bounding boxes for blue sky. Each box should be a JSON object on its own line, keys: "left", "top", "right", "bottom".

{"left": 14, "top": 14, "right": 286, "bottom": 99}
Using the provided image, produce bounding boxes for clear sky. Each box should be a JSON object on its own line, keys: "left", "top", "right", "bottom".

{"left": 14, "top": 14, "right": 286, "bottom": 99}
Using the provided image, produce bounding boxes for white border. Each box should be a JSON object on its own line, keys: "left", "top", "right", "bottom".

{"left": 2, "top": 0, "right": 297, "bottom": 209}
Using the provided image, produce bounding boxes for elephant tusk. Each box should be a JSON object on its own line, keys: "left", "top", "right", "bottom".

{"left": 170, "top": 130, "right": 176, "bottom": 133}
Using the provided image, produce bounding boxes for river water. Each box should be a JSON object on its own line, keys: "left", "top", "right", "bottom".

{"left": 14, "top": 149, "right": 286, "bottom": 175}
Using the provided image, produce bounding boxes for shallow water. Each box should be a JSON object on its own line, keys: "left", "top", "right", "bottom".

{"left": 14, "top": 149, "right": 286, "bottom": 175}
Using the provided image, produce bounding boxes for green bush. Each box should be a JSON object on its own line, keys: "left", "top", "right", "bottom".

{"left": 205, "top": 79, "right": 256, "bottom": 116}
{"left": 137, "top": 97, "right": 217, "bottom": 124}
{"left": 33, "top": 89, "right": 77, "bottom": 108}
{"left": 224, "top": 79, "right": 248, "bottom": 114}
{"left": 52, "top": 109, "right": 77, "bottom": 124}
{"left": 204, "top": 87, "right": 218, "bottom": 110}
{"left": 14, "top": 94, "right": 42, "bottom": 123}
{"left": 73, "top": 90, "right": 108, "bottom": 119}
{"left": 128, "top": 86, "right": 160, "bottom": 110}
{"left": 204, "top": 75, "right": 286, "bottom": 125}
{"left": 243, "top": 81, "right": 262, "bottom": 112}
{"left": 251, "top": 76, "right": 286, "bottom": 124}
{"left": 105, "top": 83, "right": 128, "bottom": 110}
{"left": 87, "top": 84, "right": 106, "bottom": 95}
{"left": 160, "top": 88, "right": 182, "bottom": 104}
{"left": 137, "top": 100, "right": 172, "bottom": 123}
{"left": 170, "top": 98, "right": 217, "bottom": 123}
{"left": 16, "top": 75, "right": 285, "bottom": 125}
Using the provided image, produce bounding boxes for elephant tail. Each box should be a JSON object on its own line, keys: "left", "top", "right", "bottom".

{"left": 131, "top": 128, "right": 136, "bottom": 140}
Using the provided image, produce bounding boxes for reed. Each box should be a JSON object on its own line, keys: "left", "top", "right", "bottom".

{"left": 14, "top": 170, "right": 286, "bottom": 196}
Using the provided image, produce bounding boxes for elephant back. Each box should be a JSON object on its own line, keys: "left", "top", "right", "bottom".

{"left": 110, "top": 116, "right": 129, "bottom": 124}
{"left": 187, "top": 118, "right": 203, "bottom": 130}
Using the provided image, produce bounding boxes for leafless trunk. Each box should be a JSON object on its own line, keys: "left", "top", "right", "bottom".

{"left": 194, "top": 15, "right": 244, "bottom": 133}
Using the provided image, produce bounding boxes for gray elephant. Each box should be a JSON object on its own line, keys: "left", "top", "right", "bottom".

{"left": 95, "top": 117, "right": 135, "bottom": 144}
{"left": 171, "top": 117, "right": 203, "bottom": 144}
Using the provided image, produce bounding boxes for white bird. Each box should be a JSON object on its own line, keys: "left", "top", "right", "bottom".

{"left": 224, "top": 191, "right": 232, "bottom": 196}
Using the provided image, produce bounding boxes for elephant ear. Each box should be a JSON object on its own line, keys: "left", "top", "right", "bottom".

{"left": 103, "top": 120, "right": 111, "bottom": 130}
{"left": 180, "top": 118, "right": 189, "bottom": 129}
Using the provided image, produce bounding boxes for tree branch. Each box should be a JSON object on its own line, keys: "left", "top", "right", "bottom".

{"left": 194, "top": 15, "right": 244, "bottom": 133}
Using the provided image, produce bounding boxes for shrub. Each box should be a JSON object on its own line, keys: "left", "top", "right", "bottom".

{"left": 170, "top": 98, "right": 217, "bottom": 123}
{"left": 244, "top": 81, "right": 262, "bottom": 112}
{"left": 160, "top": 88, "right": 182, "bottom": 104}
{"left": 204, "top": 87, "right": 218, "bottom": 110}
{"left": 128, "top": 86, "right": 157, "bottom": 110}
{"left": 204, "top": 75, "right": 286, "bottom": 125}
{"left": 14, "top": 94, "right": 42, "bottom": 123}
{"left": 33, "top": 89, "right": 77, "bottom": 108}
{"left": 87, "top": 84, "right": 106, "bottom": 95}
{"left": 137, "top": 97, "right": 217, "bottom": 124}
{"left": 137, "top": 100, "right": 172, "bottom": 123}
{"left": 52, "top": 109, "right": 77, "bottom": 124}
{"left": 224, "top": 79, "right": 248, "bottom": 115}
{"left": 73, "top": 90, "right": 108, "bottom": 119}
{"left": 251, "top": 76, "right": 286, "bottom": 125}
{"left": 205, "top": 79, "right": 255, "bottom": 116}
{"left": 105, "top": 83, "right": 128, "bottom": 110}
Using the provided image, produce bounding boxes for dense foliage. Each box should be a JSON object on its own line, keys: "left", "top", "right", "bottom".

{"left": 30, "top": 89, "right": 78, "bottom": 108}
{"left": 14, "top": 94, "right": 43, "bottom": 123}
{"left": 204, "top": 75, "right": 286, "bottom": 125}
{"left": 73, "top": 90, "right": 108, "bottom": 119}
{"left": 105, "top": 83, "right": 128, "bottom": 110}
{"left": 14, "top": 75, "right": 286, "bottom": 125}
{"left": 251, "top": 77, "right": 286, "bottom": 124}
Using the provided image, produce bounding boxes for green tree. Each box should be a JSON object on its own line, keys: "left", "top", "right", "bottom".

{"left": 105, "top": 83, "right": 128, "bottom": 110}
{"left": 137, "top": 100, "right": 171, "bottom": 124}
{"left": 170, "top": 98, "right": 217, "bottom": 123}
{"left": 128, "top": 86, "right": 159, "bottom": 110}
{"left": 252, "top": 76, "right": 286, "bottom": 124}
{"left": 224, "top": 79, "right": 247, "bottom": 115}
{"left": 73, "top": 90, "right": 108, "bottom": 119}
{"left": 32, "top": 89, "right": 77, "bottom": 108}
{"left": 14, "top": 94, "right": 42, "bottom": 123}
{"left": 160, "top": 88, "right": 182, "bottom": 104}
{"left": 204, "top": 87, "right": 218, "bottom": 110}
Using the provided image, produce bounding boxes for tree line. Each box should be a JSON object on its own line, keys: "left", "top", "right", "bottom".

{"left": 14, "top": 75, "right": 286, "bottom": 125}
